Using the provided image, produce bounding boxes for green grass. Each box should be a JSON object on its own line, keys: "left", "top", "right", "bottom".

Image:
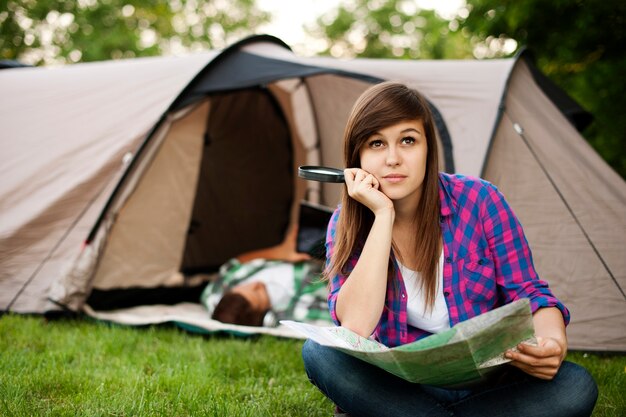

{"left": 1, "top": 314, "right": 624, "bottom": 416}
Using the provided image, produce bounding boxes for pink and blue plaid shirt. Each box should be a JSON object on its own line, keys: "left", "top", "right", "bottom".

{"left": 326, "top": 173, "right": 570, "bottom": 348}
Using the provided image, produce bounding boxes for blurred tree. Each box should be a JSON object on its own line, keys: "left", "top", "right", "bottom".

{"left": 0, "top": 0, "right": 269, "bottom": 65}
{"left": 462, "top": 0, "right": 626, "bottom": 178}
{"left": 308, "top": 0, "right": 475, "bottom": 59}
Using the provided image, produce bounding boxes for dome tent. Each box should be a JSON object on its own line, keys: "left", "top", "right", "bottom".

{"left": 1, "top": 35, "right": 624, "bottom": 351}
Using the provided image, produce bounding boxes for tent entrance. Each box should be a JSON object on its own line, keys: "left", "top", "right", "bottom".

{"left": 181, "top": 88, "right": 293, "bottom": 274}
{"left": 87, "top": 87, "right": 294, "bottom": 309}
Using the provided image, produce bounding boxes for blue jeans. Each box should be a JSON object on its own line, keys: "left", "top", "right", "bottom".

{"left": 302, "top": 340, "right": 598, "bottom": 417}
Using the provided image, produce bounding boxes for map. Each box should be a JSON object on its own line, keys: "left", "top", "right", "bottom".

{"left": 282, "top": 298, "right": 535, "bottom": 387}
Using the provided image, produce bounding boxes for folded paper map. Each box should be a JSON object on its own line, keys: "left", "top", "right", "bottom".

{"left": 282, "top": 298, "right": 535, "bottom": 387}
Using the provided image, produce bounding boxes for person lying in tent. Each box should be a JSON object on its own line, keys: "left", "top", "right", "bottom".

{"left": 201, "top": 227, "right": 332, "bottom": 327}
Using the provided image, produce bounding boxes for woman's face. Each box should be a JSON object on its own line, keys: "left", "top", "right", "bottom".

{"left": 358, "top": 119, "right": 428, "bottom": 207}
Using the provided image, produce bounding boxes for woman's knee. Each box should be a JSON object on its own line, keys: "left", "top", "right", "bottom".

{"left": 554, "top": 361, "right": 599, "bottom": 416}
{"left": 302, "top": 339, "right": 366, "bottom": 390}
{"left": 302, "top": 340, "right": 321, "bottom": 368}
{"left": 302, "top": 339, "right": 330, "bottom": 383}
{"left": 301, "top": 339, "right": 354, "bottom": 400}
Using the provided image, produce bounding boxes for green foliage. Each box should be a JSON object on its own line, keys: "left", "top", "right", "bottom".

{"left": 462, "top": 0, "right": 626, "bottom": 178}
{"left": 0, "top": 314, "right": 624, "bottom": 416}
{"left": 0, "top": 0, "right": 270, "bottom": 65}
{"left": 308, "top": 0, "right": 475, "bottom": 59}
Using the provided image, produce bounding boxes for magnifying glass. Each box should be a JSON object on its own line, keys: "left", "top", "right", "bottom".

{"left": 298, "top": 166, "right": 345, "bottom": 183}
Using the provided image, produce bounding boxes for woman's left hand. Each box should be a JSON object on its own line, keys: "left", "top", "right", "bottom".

{"left": 505, "top": 336, "right": 566, "bottom": 380}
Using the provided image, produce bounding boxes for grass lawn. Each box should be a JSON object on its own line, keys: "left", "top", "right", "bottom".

{"left": 1, "top": 314, "right": 624, "bottom": 416}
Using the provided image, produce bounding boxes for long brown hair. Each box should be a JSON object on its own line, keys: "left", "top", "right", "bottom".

{"left": 325, "top": 81, "right": 441, "bottom": 310}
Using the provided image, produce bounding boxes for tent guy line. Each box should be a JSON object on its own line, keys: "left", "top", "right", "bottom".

{"left": 512, "top": 119, "right": 625, "bottom": 301}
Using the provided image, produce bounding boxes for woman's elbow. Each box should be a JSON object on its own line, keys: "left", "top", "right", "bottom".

{"left": 339, "top": 317, "right": 376, "bottom": 338}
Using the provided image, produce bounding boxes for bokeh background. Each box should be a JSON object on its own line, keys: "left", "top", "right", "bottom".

{"left": 1, "top": 0, "right": 624, "bottom": 178}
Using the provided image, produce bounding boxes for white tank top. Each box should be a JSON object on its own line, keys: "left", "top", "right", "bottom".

{"left": 398, "top": 249, "right": 450, "bottom": 333}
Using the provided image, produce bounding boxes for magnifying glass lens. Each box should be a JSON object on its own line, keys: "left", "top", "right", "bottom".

{"left": 298, "top": 166, "right": 345, "bottom": 183}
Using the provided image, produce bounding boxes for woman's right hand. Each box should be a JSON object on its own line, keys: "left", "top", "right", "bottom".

{"left": 344, "top": 168, "right": 393, "bottom": 215}
{"left": 335, "top": 168, "right": 395, "bottom": 337}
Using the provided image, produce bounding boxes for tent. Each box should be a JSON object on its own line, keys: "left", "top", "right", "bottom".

{"left": 1, "top": 35, "right": 624, "bottom": 351}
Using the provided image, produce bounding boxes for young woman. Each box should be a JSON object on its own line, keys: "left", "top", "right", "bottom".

{"left": 301, "top": 82, "right": 598, "bottom": 417}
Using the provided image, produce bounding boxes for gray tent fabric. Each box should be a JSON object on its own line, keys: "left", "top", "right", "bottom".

{"left": 1, "top": 35, "right": 624, "bottom": 351}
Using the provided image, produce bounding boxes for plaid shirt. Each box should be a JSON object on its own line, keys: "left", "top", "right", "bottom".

{"left": 327, "top": 173, "right": 570, "bottom": 348}
{"left": 201, "top": 258, "right": 332, "bottom": 326}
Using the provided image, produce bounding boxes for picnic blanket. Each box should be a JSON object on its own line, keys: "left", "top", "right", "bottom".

{"left": 83, "top": 302, "right": 307, "bottom": 338}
